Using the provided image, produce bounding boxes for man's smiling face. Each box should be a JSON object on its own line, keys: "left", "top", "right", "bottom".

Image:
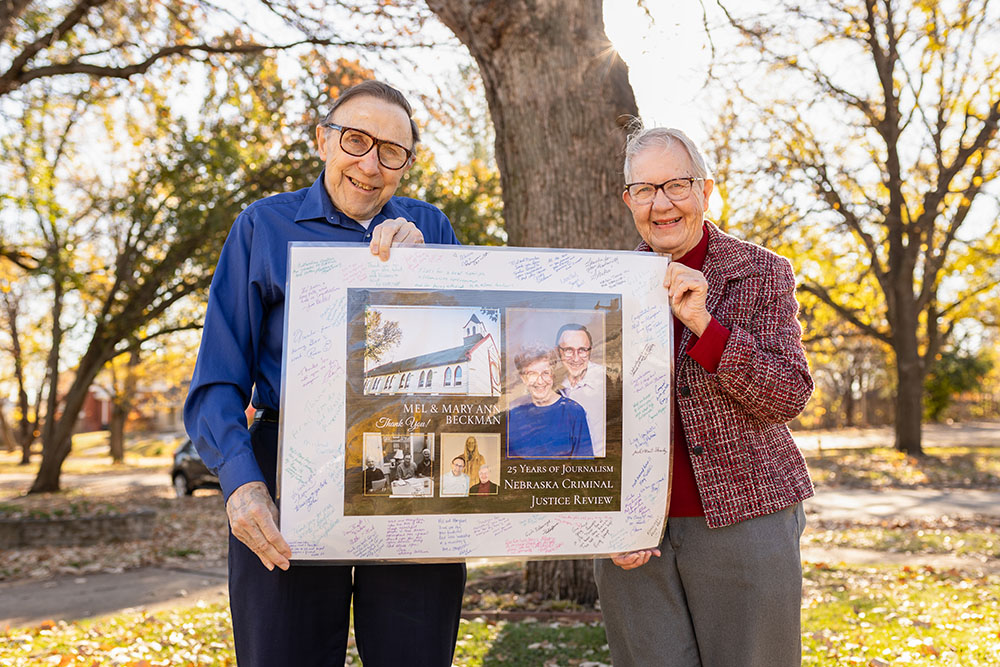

{"left": 316, "top": 95, "right": 413, "bottom": 221}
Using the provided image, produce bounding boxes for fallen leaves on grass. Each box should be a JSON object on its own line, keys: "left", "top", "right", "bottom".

{"left": 4, "top": 564, "right": 998, "bottom": 666}
{"left": 2, "top": 600, "right": 235, "bottom": 666}
{"left": 807, "top": 447, "right": 1000, "bottom": 489}
{"left": 804, "top": 516, "right": 1000, "bottom": 561}
{"left": 802, "top": 563, "right": 1000, "bottom": 666}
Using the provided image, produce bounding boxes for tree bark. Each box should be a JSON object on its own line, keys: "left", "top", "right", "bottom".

{"left": 426, "top": 0, "right": 639, "bottom": 250}
{"left": 108, "top": 405, "right": 126, "bottom": 464}
{"left": 892, "top": 313, "right": 925, "bottom": 456}
{"left": 0, "top": 403, "right": 15, "bottom": 451}
{"left": 30, "top": 331, "right": 116, "bottom": 493}
{"left": 2, "top": 288, "right": 37, "bottom": 463}
{"left": 108, "top": 344, "right": 140, "bottom": 463}
{"left": 842, "top": 367, "right": 856, "bottom": 428}
{"left": 425, "top": 0, "right": 639, "bottom": 603}
{"left": 523, "top": 558, "right": 598, "bottom": 605}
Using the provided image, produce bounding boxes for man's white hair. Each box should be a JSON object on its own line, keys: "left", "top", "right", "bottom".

{"left": 623, "top": 123, "right": 713, "bottom": 183}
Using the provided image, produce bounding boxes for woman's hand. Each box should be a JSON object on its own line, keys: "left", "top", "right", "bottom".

{"left": 664, "top": 263, "right": 711, "bottom": 336}
{"left": 610, "top": 548, "right": 661, "bottom": 570}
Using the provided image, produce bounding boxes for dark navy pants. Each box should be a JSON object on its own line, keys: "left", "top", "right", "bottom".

{"left": 229, "top": 421, "right": 467, "bottom": 666}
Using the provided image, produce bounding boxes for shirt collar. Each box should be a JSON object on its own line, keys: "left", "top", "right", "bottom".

{"left": 294, "top": 170, "right": 398, "bottom": 229}
{"left": 560, "top": 362, "right": 601, "bottom": 390}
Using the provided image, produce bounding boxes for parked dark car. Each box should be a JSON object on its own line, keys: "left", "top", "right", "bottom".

{"left": 171, "top": 439, "right": 220, "bottom": 497}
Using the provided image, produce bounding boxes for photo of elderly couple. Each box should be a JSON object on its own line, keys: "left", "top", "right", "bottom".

{"left": 505, "top": 312, "right": 618, "bottom": 460}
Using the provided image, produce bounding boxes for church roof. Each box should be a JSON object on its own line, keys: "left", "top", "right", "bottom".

{"left": 367, "top": 333, "right": 489, "bottom": 376}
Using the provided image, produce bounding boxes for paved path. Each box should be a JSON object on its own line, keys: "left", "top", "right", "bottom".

{"left": 0, "top": 566, "right": 228, "bottom": 631}
{"left": 0, "top": 470, "right": 169, "bottom": 496}
{"left": 804, "top": 488, "right": 1000, "bottom": 520}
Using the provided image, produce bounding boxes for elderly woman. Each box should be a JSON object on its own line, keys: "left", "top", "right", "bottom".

{"left": 593, "top": 126, "right": 814, "bottom": 667}
{"left": 507, "top": 344, "right": 593, "bottom": 458}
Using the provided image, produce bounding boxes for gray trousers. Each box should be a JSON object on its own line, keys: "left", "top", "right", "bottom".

{"left": 594, "top": 504, "right": 806, "bottom": 667}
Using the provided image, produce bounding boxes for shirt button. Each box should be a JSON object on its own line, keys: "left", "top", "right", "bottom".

{"left": 691, "top": 445, "right": 704, "bottom": 456}
{"left": 679, "top": 386, "right": 692, "bottom": 397}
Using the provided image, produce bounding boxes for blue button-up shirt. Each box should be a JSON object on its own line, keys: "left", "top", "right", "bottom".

{"left": 183, "top": 173, "right": 460, "bottom": 500}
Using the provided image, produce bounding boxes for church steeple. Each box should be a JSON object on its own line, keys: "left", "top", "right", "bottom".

{"left": 463, "top": 314, "right": 486, "bottom": 345}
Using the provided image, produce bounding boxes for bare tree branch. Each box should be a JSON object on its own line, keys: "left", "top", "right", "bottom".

{"left": 799, "top": 282, "right": 891, "bottom": 344}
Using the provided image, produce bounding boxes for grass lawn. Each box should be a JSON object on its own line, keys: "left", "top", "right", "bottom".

{"left": 804, "top": 517, "right": 999, "bottom": 560}
{"left": 4, "top": 563, "right": 998, "bottom": 666}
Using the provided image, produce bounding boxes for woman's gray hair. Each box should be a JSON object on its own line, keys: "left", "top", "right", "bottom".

{"left": 513, "top": 344, "right": 558, "bottom": 373}
{"left": 623, "top": 122, "right": 712, "bottom": 183}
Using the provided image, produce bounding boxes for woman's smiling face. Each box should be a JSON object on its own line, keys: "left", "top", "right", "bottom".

{"left": 624, "top": 143, "right": 714, "bottom": 257}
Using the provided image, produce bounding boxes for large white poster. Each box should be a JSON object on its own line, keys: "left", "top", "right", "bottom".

{"left": 278, "top": 244, "right": 672, "bottom": 561}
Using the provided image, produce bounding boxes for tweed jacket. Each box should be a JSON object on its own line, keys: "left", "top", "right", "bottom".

{"left": 639, "top": 221, "right": 815, "bottom": 528}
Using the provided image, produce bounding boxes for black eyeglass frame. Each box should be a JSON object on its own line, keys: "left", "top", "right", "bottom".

{"left": 321, "top": 122, "right": 414, "bottom": 170}
{"left": 624, "top": 177, "right": 706, "bottom": 202}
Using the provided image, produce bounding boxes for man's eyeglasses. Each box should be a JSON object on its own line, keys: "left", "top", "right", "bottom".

{"left": 558, "top": 346, "right": 592, "bottom": 358}
{"left": 321, "top": 123, "right": 413, "bottom": 170}
{"left": 520, "top": 370, "right": 554, "bottom": 382}
{"left": 625, "top": 177, "right": 705, "bottom": 204}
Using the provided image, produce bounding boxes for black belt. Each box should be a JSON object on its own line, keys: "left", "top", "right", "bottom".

{"left": 254, "top": 407, "right": 280, "bottom": 423}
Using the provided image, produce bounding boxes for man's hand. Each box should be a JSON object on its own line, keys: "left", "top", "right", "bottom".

{"left": 610, "top": 548, "right": 662, "bottom": 570}
{"left": 227, "top": 481, "right": 292, "bottom": 571}
{"left": 369, "top": 217, "right": 424, "bottom": 261}
{"left": 664, "top": 263, "right": 711, "bottom": 336}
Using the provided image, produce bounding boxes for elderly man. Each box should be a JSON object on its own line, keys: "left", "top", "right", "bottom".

{"left": 593, "top": 126, "right": 814, "bottom": 667}
{"left": 184, "top": 81, "right": 465, "bottom": 667}
{"left": 364, "top": 458, "right": 386, "bottom": 493}
{"left": 555, "top": 324, "right": 606, "bottom": 457}
{"left": 468, "top": 464, "right": 498, "bottom": 495}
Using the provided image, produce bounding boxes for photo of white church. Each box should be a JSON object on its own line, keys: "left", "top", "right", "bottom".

{"left": 363, "top": 308, "right": 502, "bottom": 397}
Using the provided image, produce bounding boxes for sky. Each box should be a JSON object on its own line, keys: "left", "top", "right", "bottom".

{"left": 603, "top": 0, "right": 718, "bottom": 145}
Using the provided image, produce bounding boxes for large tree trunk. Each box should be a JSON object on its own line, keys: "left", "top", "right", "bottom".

{"left": 426, "top": 0, "right": 640, "bottom": 250}
{"left": 3, "top": 289, "right": 37, "bottom": 463}
{"left": 842, "top": 366, "right": 856, "bottom": 428}
{"left": 523, "top": 558, "right": 598, "bottom": 605}
{"left": 108, "top": 406, "right": 127, "bottom": 464}
{"left": 20, "top": 384, "right": 39, "bottom": 465}
{"left": 426, "top": 0, "right": 638, "bottom": 603}
{"left": 892, "top": 303, "right": 924, "bottom": 456}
